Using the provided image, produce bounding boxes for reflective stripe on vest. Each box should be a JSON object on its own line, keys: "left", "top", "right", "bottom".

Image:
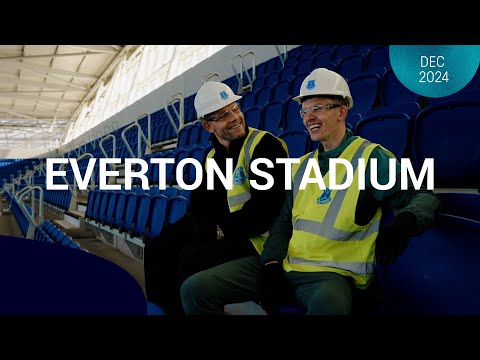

{"left": 286, "top": 137, "right": 391, "bottom": 288}
{"left": 207, "top": 127, "right": 288, "bottom": 254}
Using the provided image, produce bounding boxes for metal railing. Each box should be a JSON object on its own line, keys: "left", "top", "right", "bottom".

{"left": 165, "top": 92, "right": 184, "bottom": 135}
{"left": 231, "top": 50, "right": 256, "bottom": 94}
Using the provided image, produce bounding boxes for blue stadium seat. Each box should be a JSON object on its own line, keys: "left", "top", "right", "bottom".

{"left": 367, "top": 102, "right": 421, "bottom": 122}
{"left": 184, "top": 145, "right": 207, "bottom": 185}
{"left": 187, "top": 122, "right": 202, "bottom": 147}
{"left": 380, "top": 68, "right": 422, "bottom": 107}
{"left": 412, "top": 100, "right": 480, "bottom": 188}
{"left": 270, "top": 80, "right": 291, "bottom": 102}
{"left": 145, "top": 194, "right": 169, "bottom": 242}
{"left": 294, "top": 59, "right": 313, "bottom": 76}
{"left": 244, "top": 106, "right": 262, "bottom": 129}
{"left": 337, "top": 54, "right": 365, "bottom": 81}
{"left": 264, "top": 71, "right": 280, "bottom": 87}
{"left": 166, "top": 196, "right": 189, "bottom": 225}
{"left": 278, "top": 129, "right": 311, "bottom": 158}
{"left": 380, "top": 214, "right": 480, "bottom": 315}
{"left": 283, "top": 97, "right": 303, "bottom": 131}
{"left": 355, "top": 112, "right": 412, "bottom": 159}
{"left": 331, "top": 44, "right": 355, "bottom": 62}
{"left": 240, "top": 91, "right": 255, "bottom": 110}
{"left": 290, "top": 72, "right": 309, "bottom": 98}
{"left": 279, "top": 66, "right": 295, "bottom": 81}
{"left": 133, "top": 193, "right": 152, "bottom": 237}
{"left": 348, "top": 73, "right": 381, "bottom": 117}
{"left": 261, "top": 100, "right": 284, "bottom": 136}
{"left": 252, "top": 76, "right": 265, "bottom": 92}
{"left": 254, "top": 86, "right": 272, "bottom": 108}
{"left": 312, "top": 50, "right": 333, "bottom": 69}
{"left": 364, "top": 45, "right": 390, "bottom": 77}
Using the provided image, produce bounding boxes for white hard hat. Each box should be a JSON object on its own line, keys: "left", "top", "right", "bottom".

{"left": 293, "top": 68, "right": 353, "bottom": 109}
{"left": 194, "top": 81, "right": 242, "bottom": 118}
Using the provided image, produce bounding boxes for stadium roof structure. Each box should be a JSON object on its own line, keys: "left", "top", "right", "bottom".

{"left": 0, "top": 45, "right": 134, "bottom": 157}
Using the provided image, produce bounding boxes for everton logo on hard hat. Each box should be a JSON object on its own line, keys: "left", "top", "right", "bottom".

{"left": 220, "top": 91, "right": 228, "bottom": 100}
{"left": 317, "top": 188, "right": 332, "bottom": 204}
{"left": 306, "top": 80, "right": 316, "bottom": 90}
{"left": 233, "top": 166, "right": 247, "bottom": 185}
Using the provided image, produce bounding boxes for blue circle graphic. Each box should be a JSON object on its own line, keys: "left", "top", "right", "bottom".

{"left": 389, "top": 45, "right": 480, "bottom": 98}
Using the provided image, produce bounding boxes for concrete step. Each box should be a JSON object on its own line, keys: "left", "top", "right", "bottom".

{"left": 64, "top": 210, "right": 84, "bottom": 228}
{"left": 77, "top": 201, "right": 87, "bottom": 212}
{"left": 53, "top": 219, "right": 94, "bottom": 238}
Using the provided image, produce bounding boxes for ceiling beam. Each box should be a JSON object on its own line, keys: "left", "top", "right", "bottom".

{"left": 2, "top": 61, "right": 98, "bottom": 80}
{"left": 65, "top": 45, "right": 120, "bottom": 53}
{"left": 0, "top": 74, "right": 88, "bottom": 91}
{"left": 0, "top": 52, "right": 110, "bottom": 61}
{"left": 18, "top": 99, "right": 73, "bottom": 113}
{"left": 0, "top": 105, "right": 72, "bottom": 117}
{"left": 0, "top": 93, "right": 80, "bottom": 103}
{"left": 19, "top": 61, "right": 98, "bottom": 79}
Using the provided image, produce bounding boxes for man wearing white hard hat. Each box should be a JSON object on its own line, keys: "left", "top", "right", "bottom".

{"left": 147, "top": 81, "right": 288, "bottom": 315}
{"left": 181, "top": 68, "right": 441, "bottom": 315}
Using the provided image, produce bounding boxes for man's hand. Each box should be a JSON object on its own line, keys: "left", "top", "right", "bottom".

{"left": 259, "top": 261, "right": 286, "bottom": 315}
{"left": 375, "top": 212, "right": 417, "bottom": 265}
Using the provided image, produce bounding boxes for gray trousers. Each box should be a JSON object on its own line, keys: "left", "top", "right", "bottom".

{"left": 181, "top": 255, "right": 354, "bottom": 315}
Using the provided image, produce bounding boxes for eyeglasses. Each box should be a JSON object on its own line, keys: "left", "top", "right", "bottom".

{"left": 205, "top": 103, "right": 241, "bottom": 122}
{"left": 299, "top": 104, "right": 342, "bottom": 119}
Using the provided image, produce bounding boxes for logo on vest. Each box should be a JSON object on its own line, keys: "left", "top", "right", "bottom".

{"left": 317, "top": 188, "right": 332, "bottom": 204}
{"left": 233, "top": 166, "right": 247, "bottom": 185}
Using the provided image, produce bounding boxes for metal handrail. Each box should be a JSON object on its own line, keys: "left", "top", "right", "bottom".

{"left": 231, "top": 54, "right": 243, "bottom": 93}
{"left": 241, "top": 51, "right": 255, "bottom": 88}
{"left": 231, "top": 51, "right": 256, "bottom": 94}
{"left": 135, "top": 112, "right": 151, "bottom": 154}
{"left": 121, "top": 123, "right": 148, "bottom": 158}
{"left": 274, "top": 45, "right": 288, "bottom": 68}
{"left": 203, "top": 72, "right": 220, "bottom": 82}
{"left": 16, "top": 185, "right": 44, "bottom": 227}
{"left": 165, "top": 92, "right": 184, "bottom": 135}
{"left": 99, "top": 134, "right": 116, "bottom": 159}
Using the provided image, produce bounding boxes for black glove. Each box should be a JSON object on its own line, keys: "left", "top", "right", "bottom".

{"left": 375, "top": 212, "right": 417, "bottom": 265}
{"left": 258, "top": 261, "right": 286, "bottom": 315}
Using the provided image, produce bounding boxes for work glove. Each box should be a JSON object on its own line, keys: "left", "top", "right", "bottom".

{"left": 375, "top": 212, "right": 417, "bottom": 265}
{"left": 258, "top": 261, "right": 287, "bottom": 315}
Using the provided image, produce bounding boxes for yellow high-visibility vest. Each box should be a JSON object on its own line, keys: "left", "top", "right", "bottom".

{"left": 286, "top": 137, "right": 394, "bottom": 288}
{"left": 207, "top": 127, "right": 288, "bottom": 254}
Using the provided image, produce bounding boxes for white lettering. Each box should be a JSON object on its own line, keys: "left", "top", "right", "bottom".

{"left": 401, "top": 158, "right": 434, "bottom": 190}
{"left": 70, "top": 158, "right": 96, "bottom": 190}
{"left": 206, "top": 158, "right": 232, "bottom": 190}
{"left": 46, "top": 158, "right": 68, "bottom": 190}
{"left": 276, "top": 158, "right": 300, "bottom": 190}
{"left": 329, "top": 158, "right": 353, "bottom": 190}
{"left": 176, "top": 158, "right": 202, "bottom": 190}
{"left": 370, "top": 158, "right": 397, "bottom": 190}
{"left": 150, "top": 158, "right": 175, "bottom": 189}
{"left": 100, "top": 158, "right": 121, "bottom": 190}
{"left": 250, "top": 158, "right": 274, "bottom": 190}
{"left": 124, "top": 159, "right": 149, "bottom": 190}
{"left": 299, "top": 158, "right": 326, "bottom": 190}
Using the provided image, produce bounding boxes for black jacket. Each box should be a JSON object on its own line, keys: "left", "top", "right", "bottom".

{"left": 188, "top": 127, "right": 288, "bottom": 243}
